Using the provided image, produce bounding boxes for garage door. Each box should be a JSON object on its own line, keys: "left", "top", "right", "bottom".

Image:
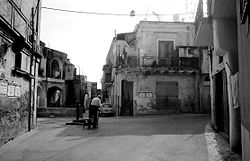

{"left": 156, "top": 81, "right": 178, "bottom": 111}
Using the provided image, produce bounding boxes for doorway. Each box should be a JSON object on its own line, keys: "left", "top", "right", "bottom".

{"left": 121, "top": 80, "right": 133, "bottom": 116}
{"left": 215, "top": 70, "right": 229, "bottom": 137}
{"left": 156, "top": 81, "right": 179, "bottom": 112}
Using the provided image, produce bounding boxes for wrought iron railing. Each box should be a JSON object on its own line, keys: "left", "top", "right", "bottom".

{"left": 142, "top": 56, "right": 199, "bottom": 70}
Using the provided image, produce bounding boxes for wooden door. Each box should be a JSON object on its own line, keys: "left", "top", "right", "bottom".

{"left": 121, "top": 80, "right": 133, "bottom": 116}
{"left": 156, "top": 81, "right": 178, "bottom": 111}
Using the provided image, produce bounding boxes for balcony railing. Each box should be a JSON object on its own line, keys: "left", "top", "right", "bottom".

{"left": 142, "top": 56, "right": 199, "bottom": 70}
{"left": 117, "top": 55, "right": 138, "bottom": 68}
{"left": 102, "top": 64, "right": 112, "bottom": 73}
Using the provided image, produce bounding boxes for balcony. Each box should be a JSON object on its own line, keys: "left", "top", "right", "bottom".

{"left": 117, "top": 55, "right": 138, "bottom": 69}
{"left": 142, "top": 56, "right": 199, "bottom": 70}
{"left": 104, "top": 74, "right": 112, "bottom": 84}
{"left": 102, "top": 64, "right": 112, "bottom": 73}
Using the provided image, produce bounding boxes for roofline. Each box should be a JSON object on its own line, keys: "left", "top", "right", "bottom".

{"left": 139, "top": 21, "right": 195, "bottom": 25}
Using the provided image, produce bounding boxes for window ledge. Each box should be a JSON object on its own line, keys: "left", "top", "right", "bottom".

{"left": 12, "top": 67, "right": 34, "bottom": 79}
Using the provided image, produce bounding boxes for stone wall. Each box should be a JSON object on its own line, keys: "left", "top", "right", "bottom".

{"left": 0, "top": 45, "right": 32, "bottom": 146}
{"left": 114, "top": 72, "right": 199, "bottom": 115}
{"left": 37, "top": 107, "right": 76, "bottom": 117}
{"left": 0, "top": 92, "right": 29, "bottom": 146}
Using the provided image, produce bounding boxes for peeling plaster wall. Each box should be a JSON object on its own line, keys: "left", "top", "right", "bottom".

{"left": 0, "top": 92, "right": 29, "bottom": 146}
{"left": 136, "top": 22, "right": 195, "bottom": 61}
{"left": 0, "top": 48, "right": 30, "bottom": 146}
{"left": 114, "top": 72, "right": 199, "bottom": 115}
{"left": 237, "top": 0, "right": 250, "bottom": 159}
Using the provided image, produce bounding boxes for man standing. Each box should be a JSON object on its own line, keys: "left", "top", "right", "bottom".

{"left": 88, "top": 95, "right": 102, "bottom": 129}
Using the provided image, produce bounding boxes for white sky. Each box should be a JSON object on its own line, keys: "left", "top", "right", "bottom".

{"left": 40, "top": 0, "right": 198, "bottom": 88}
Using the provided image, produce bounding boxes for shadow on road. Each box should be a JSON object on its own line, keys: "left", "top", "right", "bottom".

{"left": 38, "top": 114, "right": 210, "bottom": 139}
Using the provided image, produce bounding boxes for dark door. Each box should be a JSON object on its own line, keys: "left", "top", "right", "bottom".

{"left": 156, "top": 81, "right": 178, "bottom": 112}
{"left": 121, "top": 80, "right": 133, "bottom": 116}
{"left": 215, "top": 70, "right": 229, "bottom": 137}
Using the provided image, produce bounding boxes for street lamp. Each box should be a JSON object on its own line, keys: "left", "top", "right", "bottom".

{"left": 130, "top": 10, "right": 135, "bottom": 17}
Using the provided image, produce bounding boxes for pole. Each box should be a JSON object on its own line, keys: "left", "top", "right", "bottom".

{"left": 28, "top": 7, "right": 35, "bottom": 131}
{"left": 76, "top": 66, "right": 81, "bottom": 120}
{"left": 28, "top": 0, "right": 41, "bottom": 131}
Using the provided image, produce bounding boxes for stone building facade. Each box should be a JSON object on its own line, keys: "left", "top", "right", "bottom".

{"left": 37, "top": 46, "right": 87, "bottom": 117}
{"left": 0, "top": 0, "right": 42, "bottom": 145}
{"left": 102, "top": 21, "right": 210, "bottom": 116}
{"left": 194, "top": 0, "right": 250, "bottom": 160}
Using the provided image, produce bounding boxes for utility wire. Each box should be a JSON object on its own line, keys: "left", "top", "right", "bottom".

{"left": 41, "top": 6, "right": 194, "bottom": 16}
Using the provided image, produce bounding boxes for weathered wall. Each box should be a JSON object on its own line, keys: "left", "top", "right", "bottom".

{"left": 0, "top": 0, "right": 42, "bottom": 146}
{"left": 65, "top": 64, "right": 75, "bottom": 80}
{"left": 237, "top": 1, "right": 250, "bottom": 159}
{"left": 200, "top": 49, "right": 210, "bottom": 74}
{"left": 114, "top": 72, "right": 199, "bottom": 115}
{"left": 0, "top": 92, "right": 29, "bottom": 146}
{"left": 0, "top": 47, "right": 30, "bottom": 146}
{"left": 200, "top": 75, "right": 211, "bottom": 113}
{"left": 37, "top": 107, "right": 76, "bottom": 117}
{"left": 136, "top": 22, "right": 195, "bottom": 62}
{"left": 241, "top": 125, "right": 250, "bottom": 161}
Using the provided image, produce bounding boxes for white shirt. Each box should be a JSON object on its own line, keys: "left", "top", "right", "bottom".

{"left": 91, "top": 97, "right": 102, "bottom": 107}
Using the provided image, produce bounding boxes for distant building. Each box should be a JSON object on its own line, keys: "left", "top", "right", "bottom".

{"left": 0, "top": 0, "right": 42, "bottom": 145}
{"left": 102, "top": 21, "right": 210, "bottom": 116}
{"left": 37, "top": 45, "right": 87, "bottom": 117}
{"left": 90, "top": 82, "right": 97, "bottom": 99}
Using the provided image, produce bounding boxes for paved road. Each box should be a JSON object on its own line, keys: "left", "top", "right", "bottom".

{"left": 0, "top": 114, "right": 209, "bottom": 161}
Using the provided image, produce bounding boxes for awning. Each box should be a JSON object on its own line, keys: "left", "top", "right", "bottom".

{"left": 193, "top": 18, "right": 213, "bottom": 47}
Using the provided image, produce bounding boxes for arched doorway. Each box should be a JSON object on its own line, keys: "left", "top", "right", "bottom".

{"left": 47, "top": 86, "right": 62, "bottom": 107}
{"left": 50, "top": 59, "right": 62, "bottom": 79}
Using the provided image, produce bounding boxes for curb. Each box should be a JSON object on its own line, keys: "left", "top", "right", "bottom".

{"left": 205, "top": 122, "right": 242, "bottom": 161}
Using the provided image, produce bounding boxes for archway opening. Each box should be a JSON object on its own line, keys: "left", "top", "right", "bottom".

{"left": 47, "top": 86, "right": 62, "bottom": 107}
{"left": 51, "top": 59, "right": 61, "bottom": 79}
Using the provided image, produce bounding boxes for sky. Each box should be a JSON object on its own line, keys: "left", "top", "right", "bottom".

{"left": 40, "top": 0, "right": 198, "bottom": 88}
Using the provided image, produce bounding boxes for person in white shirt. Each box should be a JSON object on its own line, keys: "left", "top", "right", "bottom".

{"left": 91, "top": 95, "right": 102, "bottom": 107}
{"left": 88, "top": 95, "right": 102, "bottom": 129}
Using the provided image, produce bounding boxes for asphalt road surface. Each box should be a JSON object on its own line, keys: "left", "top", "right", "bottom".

{"left": 0, "top": 114, "right": 210, "bottom": 161}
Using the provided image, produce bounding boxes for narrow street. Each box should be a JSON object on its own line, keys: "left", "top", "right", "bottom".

{"left": 0, "top": 114, "right": 209, "bottom": 161}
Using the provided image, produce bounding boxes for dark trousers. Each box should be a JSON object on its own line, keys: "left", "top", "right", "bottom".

{"left": 89, "top": 105, "right": 99, "bottom": 128}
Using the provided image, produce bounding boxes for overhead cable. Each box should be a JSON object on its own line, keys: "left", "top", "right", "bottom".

{"left": 41, "top": 7, "right": 194, "bottom": 16}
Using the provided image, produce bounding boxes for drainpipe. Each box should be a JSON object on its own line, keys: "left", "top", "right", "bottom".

{"left": 28, "top": 0, "right": 40, "bottom": 131}
{"left": 28, "top": 7, "right": 35, "bottom": 131}
{"left": 198, "top": 48, "right": 202, "bottom": 113}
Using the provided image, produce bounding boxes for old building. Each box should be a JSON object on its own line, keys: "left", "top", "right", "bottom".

{"left": 0, "top": 0, "right": 42, "bottom": 145}
{"left": 102, "top": 21, "right": 210, "bottom": 116}
{"left": 194, "top": 0, "right": 250, "bottom": 160}
{"left": 37, "top": 46, "right": 86, "bottom": 117}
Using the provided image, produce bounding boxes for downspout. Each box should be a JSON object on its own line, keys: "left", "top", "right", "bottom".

{"left": 197, "top": 48, "right": 201, "bottom": 113}
{"left": 28, "top": 7, "right": 35, "bottom": 131}
{"left": 33, "top": 57, "right": 37, "bottom": 126}
{"left": 28, "top": 0, "right": 40, "bottom": 131}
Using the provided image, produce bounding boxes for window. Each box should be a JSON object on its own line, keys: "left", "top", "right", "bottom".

{"left": 51, "top": 59, "right": 61, "bottom": 79}
{"left": 158, "top": 41, "right": 174, "bottom": 58}
{"left": 15, "top": 52, "right": 21, "bottom": 69}
{"left": 0, "top": 0, "right": 12, "bottom": 25}
{"left": 188, "top": 48, "right": 194, "bottom": 56}
{"left": 21, "top": 53, "right": 30, "bottom": 72}
{"left": 14, "top": 51, "right": 31, "bottom": 73}
{"left": 14, "top": 11, "right": 27, "bottom": 38}
{"left": 219, "top": 56, "right": 223, "bottom": 63}
{"left": 158, "top": 41, "right": 177, "bottom": 66}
